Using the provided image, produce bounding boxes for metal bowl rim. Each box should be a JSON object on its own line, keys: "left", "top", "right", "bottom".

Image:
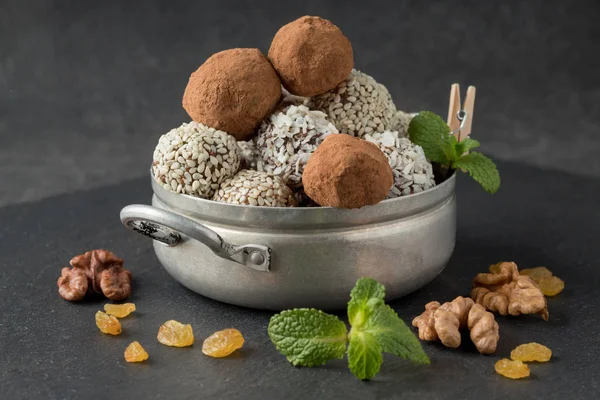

{"left": 150, "top": 169, "right": 456, "bottom": 228}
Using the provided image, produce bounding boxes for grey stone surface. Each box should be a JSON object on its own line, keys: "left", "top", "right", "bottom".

{"left": 1, "top": 0, "right": 600, "bottom": 206}
{"left": 1, "top": 160, "right": 599, "bottom": 399}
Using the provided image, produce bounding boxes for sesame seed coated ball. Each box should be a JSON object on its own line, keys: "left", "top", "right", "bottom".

{"left": 255, "top": 104, "right": 338, "bottom": 188}
{"left": 152, "top": 122, "right": 241, "bottom": 198}
{"left": 212, "top": 170, "right": 297, "bottom": 207}
{"left": 307, "top": 69, "right": 400, "bottom": 138}
{"left": 363, "top": 131, "right": 436, "bottom": 198}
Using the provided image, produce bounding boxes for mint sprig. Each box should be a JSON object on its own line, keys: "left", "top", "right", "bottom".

{"left": 408, "top": 111, "right": 501, "bottom": 194}
{"left": 268, "top": 278, "right": 429, "bottom": 381}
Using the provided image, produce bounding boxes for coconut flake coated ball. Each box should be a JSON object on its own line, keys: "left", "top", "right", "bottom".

{"left": 152, "top": 122, "right": 240, "bottom": 198}
{"left": 363, "top": 131, "right": 436, "bottom": 198}
{"left": 255, "top": 104, "right": 338, "bottom": 188}
{"left": 302, "top": 134, "right": 393, "bottom": 209}
{"left": 268, "top": 16, "right": 354, "bottom": 97}
{"left": 237, "top": 140, "right": 260, "bottom": 170}
{"left": 182, "top": 48, "right": 282, "bottom": 140}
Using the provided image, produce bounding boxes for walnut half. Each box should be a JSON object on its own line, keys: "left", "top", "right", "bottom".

{"left": 57, "top": 250, "right": 132, "bottom": 301}
{"left": 471, "top": 262, "right": 548, "bottom": 320}
{"left": 57, "top": 267, "right": 88, "bottom": 301}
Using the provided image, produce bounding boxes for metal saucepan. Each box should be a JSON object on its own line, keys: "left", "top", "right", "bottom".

{"left": 120, "top": 172, "right": 456, "bottom": 310}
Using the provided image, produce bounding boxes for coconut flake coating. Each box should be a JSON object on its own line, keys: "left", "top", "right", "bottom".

{"left": 152, "top": 122, "right": 240, "bottom": 198}
{"left": 280, "top": 86, "right": 310, "bottom": 107}
{"left": 255, "top": 104, "right": 338, "bottom": 188}
{"left": 237, "top": 140, "right": 260, "bottom": 170}
{"left": 363, "top": 131, "right": 436, "bottom": 198}
{"left": 212, "top": 169, "right": 297, "bottom": 207}
{"left": 307, "top": 69, "right": 400, "bottom": 138}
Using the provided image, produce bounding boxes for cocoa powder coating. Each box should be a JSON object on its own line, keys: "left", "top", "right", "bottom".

{"left": 302, "top": 134, "right": 393, "bottom": 209}
{"left": 268, "top": 16, "right": 354, "bottom": 97}
{"left": 182, "top": 48, "right": 282, "bottom": 140}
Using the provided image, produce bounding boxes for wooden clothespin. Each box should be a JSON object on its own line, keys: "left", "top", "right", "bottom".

{"left": 447, "top": 83, "right": 476, "bottom": 142}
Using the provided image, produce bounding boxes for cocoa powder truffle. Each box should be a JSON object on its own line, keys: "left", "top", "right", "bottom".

{"left": 182, "top": 48, "right": 281, "bottom": 140}
{"left": 302, "top": 134, "right": 393, "bottom": 209}
{"left": 268, "top": 16, "right": 353, "bottom": 97}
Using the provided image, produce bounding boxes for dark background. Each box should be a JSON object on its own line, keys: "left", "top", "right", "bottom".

{"left": 2, "top": 1, "right": 600, "bottom": 399}
{"left": 1, "top": 0, "right": 599, "bottom": 206}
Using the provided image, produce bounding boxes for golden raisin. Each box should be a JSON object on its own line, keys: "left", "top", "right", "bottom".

{"left": 488, "top": 262, "right": 503, "bottom": 274}
{"left": 510, "top": 342, "right": 552, "bottom": 362}
{"left": 202, "top": 328, "right": 244, "bottom": 358}
{"left": 157, "top": 320, "right": 194, "bottom": 347}
{"left": 494, "top": 358, "right": 530, "bottom": 379}
{"left": 124, "top": 341, "right": 149, "bottom": 363}
{"left": 104, "top": 303, "right": 136, "bottom": 318}
{"left": 520, "top": 267, "right": 553, "bottom": 283}
{"left": 538, "top": 276, "right": 565, "bottom": 297}
{"left": 95, "top": 311, "right": 122, "bottom": 335}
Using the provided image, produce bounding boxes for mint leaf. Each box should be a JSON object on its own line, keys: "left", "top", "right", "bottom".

{"left": 362, "top": 305, "right": 430, "bottom": 364}
{"left": 347, "top": 278, "right": 430, "bottom": 380}
{"left": 455, "top": 138, "right": 480, "bottom": 155}
{"left": 452, "top": 152, "right": 501, "bottom": 194}
{"left": 348, "top": 277, "right": 385, "bottom": 327}
{"left": 348, "top": 331, "right": 382, "bottom": 380}
{"left": 268, "top": 309, "right": 348, "bottom": 367}
{"left": 408, "top": 111, "right": 455, "bottom": 165}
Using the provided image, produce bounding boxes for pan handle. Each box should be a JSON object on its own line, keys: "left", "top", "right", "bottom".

{"left": 119, "top": 204, "right": 271, "bottom": 272}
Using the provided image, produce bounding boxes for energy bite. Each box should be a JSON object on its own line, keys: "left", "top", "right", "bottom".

{"left": 363, "top": 131, "right": 436, "bottom": 198}
{"left": 182, "top": 48, "right": 281, "bottom": 140}
{"left": 268, "top": 16, "right": 353, "bottom": 97}
{"left": 237, "top": 140, "right": 260, "bottom": 170}
{"left": 213, "top": 169, "right": 297, "bottom": 207}
{"left": 255, "top": 104, "right": 338, "bottom": 188}
{"left": 302, "top": 134, "right": 393, "bottom": 209}
{"left": 307, "top": 69, "right": 400, "bottom": 138}
{"left": 152, "top": 122, "right": 240, "bottom": 199}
